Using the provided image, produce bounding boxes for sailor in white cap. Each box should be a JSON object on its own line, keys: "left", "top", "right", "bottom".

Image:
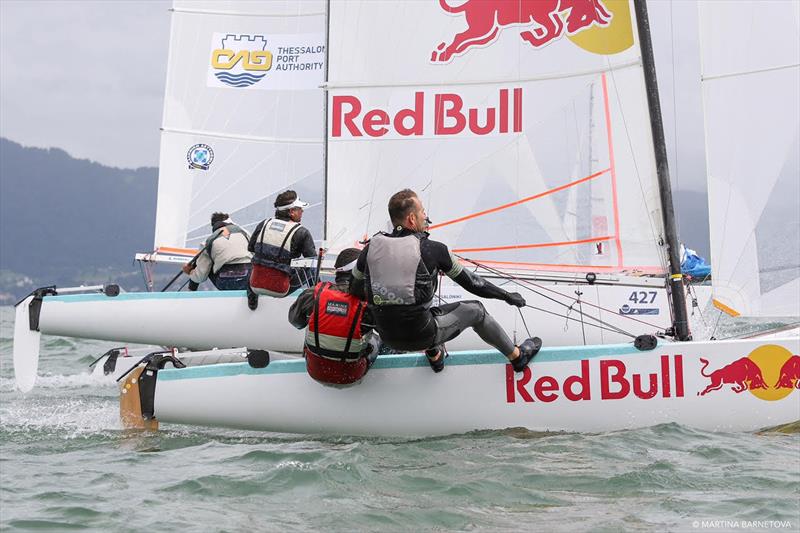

{"left": 247, "top": 190, "right": 317, "bottom": 309}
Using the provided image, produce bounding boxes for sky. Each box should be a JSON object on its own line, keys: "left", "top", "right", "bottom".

{"left": 0, "top": 0, "right": 171, "bottom": 169}
{"left": 0, "top": 0, "right": 708, "bottom": 192}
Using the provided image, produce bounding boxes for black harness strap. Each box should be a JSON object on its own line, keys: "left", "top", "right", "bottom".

{"left": 257, "top": 218, "right": 272, "bottom": 245}
{"left": 342, "top": 301, "right": 366, "bottom": 355}
{"left": 203, "top": 227, "right": 228, "bottom": 272}
{"left": 279, "top": 224, "right": 301, "bottom": 255}
{"left": 312, "top": 282, "right": 330, "bottom": 350}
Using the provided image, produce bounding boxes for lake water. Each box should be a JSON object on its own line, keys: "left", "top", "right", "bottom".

{"left": 1, "top": 307, "right": 798, "bottom": 532}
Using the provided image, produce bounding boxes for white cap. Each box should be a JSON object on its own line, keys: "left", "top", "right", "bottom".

{"left": 335, "top": 259, "right": 358, "bottom": 273}
{"left": 276, "top": 198, "right": 310, "bottom": 211}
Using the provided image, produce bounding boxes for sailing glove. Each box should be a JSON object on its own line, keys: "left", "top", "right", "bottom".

{"left": 506, "top": 292, "right": 526, "bottom": 308}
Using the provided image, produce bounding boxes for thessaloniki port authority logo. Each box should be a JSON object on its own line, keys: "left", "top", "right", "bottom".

{"left": 210, "top": 33, "right": 272, "bottom": 88}
{"left": 187, "top": 144, "right": 214, "bottom": 171}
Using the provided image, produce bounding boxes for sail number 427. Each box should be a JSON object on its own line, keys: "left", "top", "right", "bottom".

{"left": 629, "top": 291, "right": 657, "bottom": 304}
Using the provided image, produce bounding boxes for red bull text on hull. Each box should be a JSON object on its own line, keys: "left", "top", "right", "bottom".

{"left": 506, "top": 355, "right": 684, "bottom": 403}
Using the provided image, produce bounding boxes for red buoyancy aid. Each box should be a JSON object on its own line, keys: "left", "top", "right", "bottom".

{"left": 250, "top": 264, "right": 291, "bottom": 297}
{"left": 305, "top": 282, "right": 368, "bottom": 385}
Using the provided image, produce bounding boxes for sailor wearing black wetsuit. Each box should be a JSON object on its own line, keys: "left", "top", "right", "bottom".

{"left": 351, "top": 189, "right": 541, "bottom": 373}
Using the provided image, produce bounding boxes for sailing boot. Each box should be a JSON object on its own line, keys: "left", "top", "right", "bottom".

{"left": 511, "top": 337, "right": 542, "bottom": 372}
{"left": 425, "top": 347, "right": 445, "bottom": 373}
{"left": 247, "top": 288, "right": 259, "bottom": 311}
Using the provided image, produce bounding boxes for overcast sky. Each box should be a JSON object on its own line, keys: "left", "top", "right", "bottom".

{"left": 0, "top": 0, "right": 171, "bottom": 169}
{"left": 0, "top": 0, "right": 708, "bottom": 192}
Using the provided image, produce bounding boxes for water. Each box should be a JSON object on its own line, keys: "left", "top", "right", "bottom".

{"left": 1, "top": 307, "right": 798, "bottom": 532}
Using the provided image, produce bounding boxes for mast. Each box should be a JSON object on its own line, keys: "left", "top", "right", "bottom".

{"left": 633, "top": 0, "right": 691, "bottom": 341}
{"left": 322, "top": 0, "right": 331, "bottom": 242}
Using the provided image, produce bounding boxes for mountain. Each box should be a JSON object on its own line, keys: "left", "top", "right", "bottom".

{"left": 0, "top": 138, "right": 158, "bottom": 302}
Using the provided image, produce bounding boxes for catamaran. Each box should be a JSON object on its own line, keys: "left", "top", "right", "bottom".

{"left": 13, "top": 0, "right": 799, "bottom": 436}
{"left": 12, "top": 0, "right": 700, "bottom": 384}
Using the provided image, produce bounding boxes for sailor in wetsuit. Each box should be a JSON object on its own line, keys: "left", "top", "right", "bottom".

{"left": 351, "top": 189, "right": 541, "bottom": 373}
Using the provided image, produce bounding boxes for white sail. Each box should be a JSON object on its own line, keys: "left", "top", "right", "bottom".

{"left": 698, "top": 0, "right": 800, "bottom": 317}
{"left": 325, "top": 0, "right": 668, "bottom": 275}
{"left": 154, "top": 0, "right": 327, "bottom": 250}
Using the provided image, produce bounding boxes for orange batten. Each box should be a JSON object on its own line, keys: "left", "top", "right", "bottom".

{"left": 453, "top": 236, "right": 614, "bottom": 254}
{"left": 601, "top": 73, "right": 624, "bottom": 269}
{"left": 429, "top": 168, "right": 611, "bottom": 230}
{"left": 713, "top": 298, "right": 741, "bottom": 317}
{"left": 155, "top": 246, "right": 198, "bottom": 256}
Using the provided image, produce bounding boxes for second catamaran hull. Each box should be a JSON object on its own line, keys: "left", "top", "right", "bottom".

{"left": 150, "top": 337, "right": 799, "bottom": 436}
{"left": 35, "top": 279, "right": 693, "bottom": 353}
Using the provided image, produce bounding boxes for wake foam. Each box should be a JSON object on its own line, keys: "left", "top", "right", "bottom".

{"left": 0, "top": 371, "right": 116, "bottom": 393}
{"left": 1, "top": 395, "right": 123, "bottom": 436}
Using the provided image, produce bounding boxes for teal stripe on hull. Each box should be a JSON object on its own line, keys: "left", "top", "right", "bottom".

{"left": 45, "top": 289, "right": 302, "bottom": 303}
{"left": 158, "top": 341, "right": 664, "bottom": 381}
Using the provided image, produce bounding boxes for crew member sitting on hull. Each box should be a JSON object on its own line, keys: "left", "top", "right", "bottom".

{"left": 351, "top": 189, "right": 541, "bottom": 373}
{"left": 182, "top": 212, "right": 252, "bottom": 291}
{"left": 288, "top": 248, "right": 379, "bottom": 386}
{"left": 248, "top": 190, "right": 317, "bottom": 309}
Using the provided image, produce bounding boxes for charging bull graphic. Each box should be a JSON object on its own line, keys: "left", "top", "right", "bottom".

{"left": 698, "top": 357, "right": 768, "bottom": 396}
{"left": 775, "top": 355, "right": 800, "bottom": 389}
{"left": 431, "top": 0, "right": 613, "bottom": 63}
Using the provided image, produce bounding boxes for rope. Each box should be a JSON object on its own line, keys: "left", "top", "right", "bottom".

{"left": 517, "top": 307, "right": 532, "bottom": 338}
{"left": 523, "top": 303, "right": 635, "bottom": 339}
{"left": 576, "top": 289, "right": 587, "bottom": 344}
{"left": 456, "top": 254, "right": 665, "bottom": 330}
{"left": 709, "top": 307, "right": 724, "bottom": 340}
{"left": 686, "top": 282, "right": 708, "bottom": 328}
{"left": 455, "top": 255, "right": 638, "bottom": 338}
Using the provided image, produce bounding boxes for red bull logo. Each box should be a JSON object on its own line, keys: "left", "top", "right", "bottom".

{"left": 431, "top": 0, "right": 623, "bottom": 63}
{"left": 698, "top": 345, "right": 798, "bottom": 401}
{"left": 775, "top": 355, "right": 800, "bottom": 389}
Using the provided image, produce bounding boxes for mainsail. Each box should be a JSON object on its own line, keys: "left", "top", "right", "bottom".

{"left": 325, "top": 0, "right": 669, "bottom": 275}
{"left": 698, "top": 0, "right": 800, "bottom": 317}
{"left": 153, "top": 0, "right": 327, "bottom": 251}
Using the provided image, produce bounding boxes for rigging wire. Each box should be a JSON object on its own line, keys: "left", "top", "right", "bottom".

{"left": 472, "top": 264, "right": 640, "bottom": 338}
{"left": 669, "top": 0, "right": 681, "bottom": 228}
{"left": 456, "top": 254, "right": 641, "bottom": 338}
{"left": 457, "top": 254, "right": 665, "bottom": 330}
{"left": 523, "top": 303, "right": 635, "bottom": 339}
{"left": 517, "top": 307, "right": 532, "bottom": 339}
{"left": 603, "top": 67, "right": 670, "bottom": 275}
{"left": 709, "top": 307, "right": 724, "bottom": 340}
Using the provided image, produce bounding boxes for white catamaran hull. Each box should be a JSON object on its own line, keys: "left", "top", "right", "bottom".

{"left": 147, "top": 337, "right": 799, "bottom": 436}
{"left": 32, "top": 278, "right": 689, "bottom": 353}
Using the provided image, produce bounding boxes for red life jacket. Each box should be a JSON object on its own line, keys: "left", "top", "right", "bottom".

{"left": 250, "top": 263, "right": 291, "bottom": 297}
{"left": 249, "top": 218, "right": 301, "bottom": 297}
{"left": 305, "top": 282, "right": 368, "bottom": 385}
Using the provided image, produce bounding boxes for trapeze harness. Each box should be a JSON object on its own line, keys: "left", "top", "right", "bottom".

{"left": 250, "top": 218, "right": 301, "bottom": 297}
{"left": 207, "top": 224, "right": 251, "bottom": 291}
{"left": 364, "top": 232, "right": 437, "bottom": 350}
{"left": 304, "top": 282, "right": 369, "bottom": 385}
